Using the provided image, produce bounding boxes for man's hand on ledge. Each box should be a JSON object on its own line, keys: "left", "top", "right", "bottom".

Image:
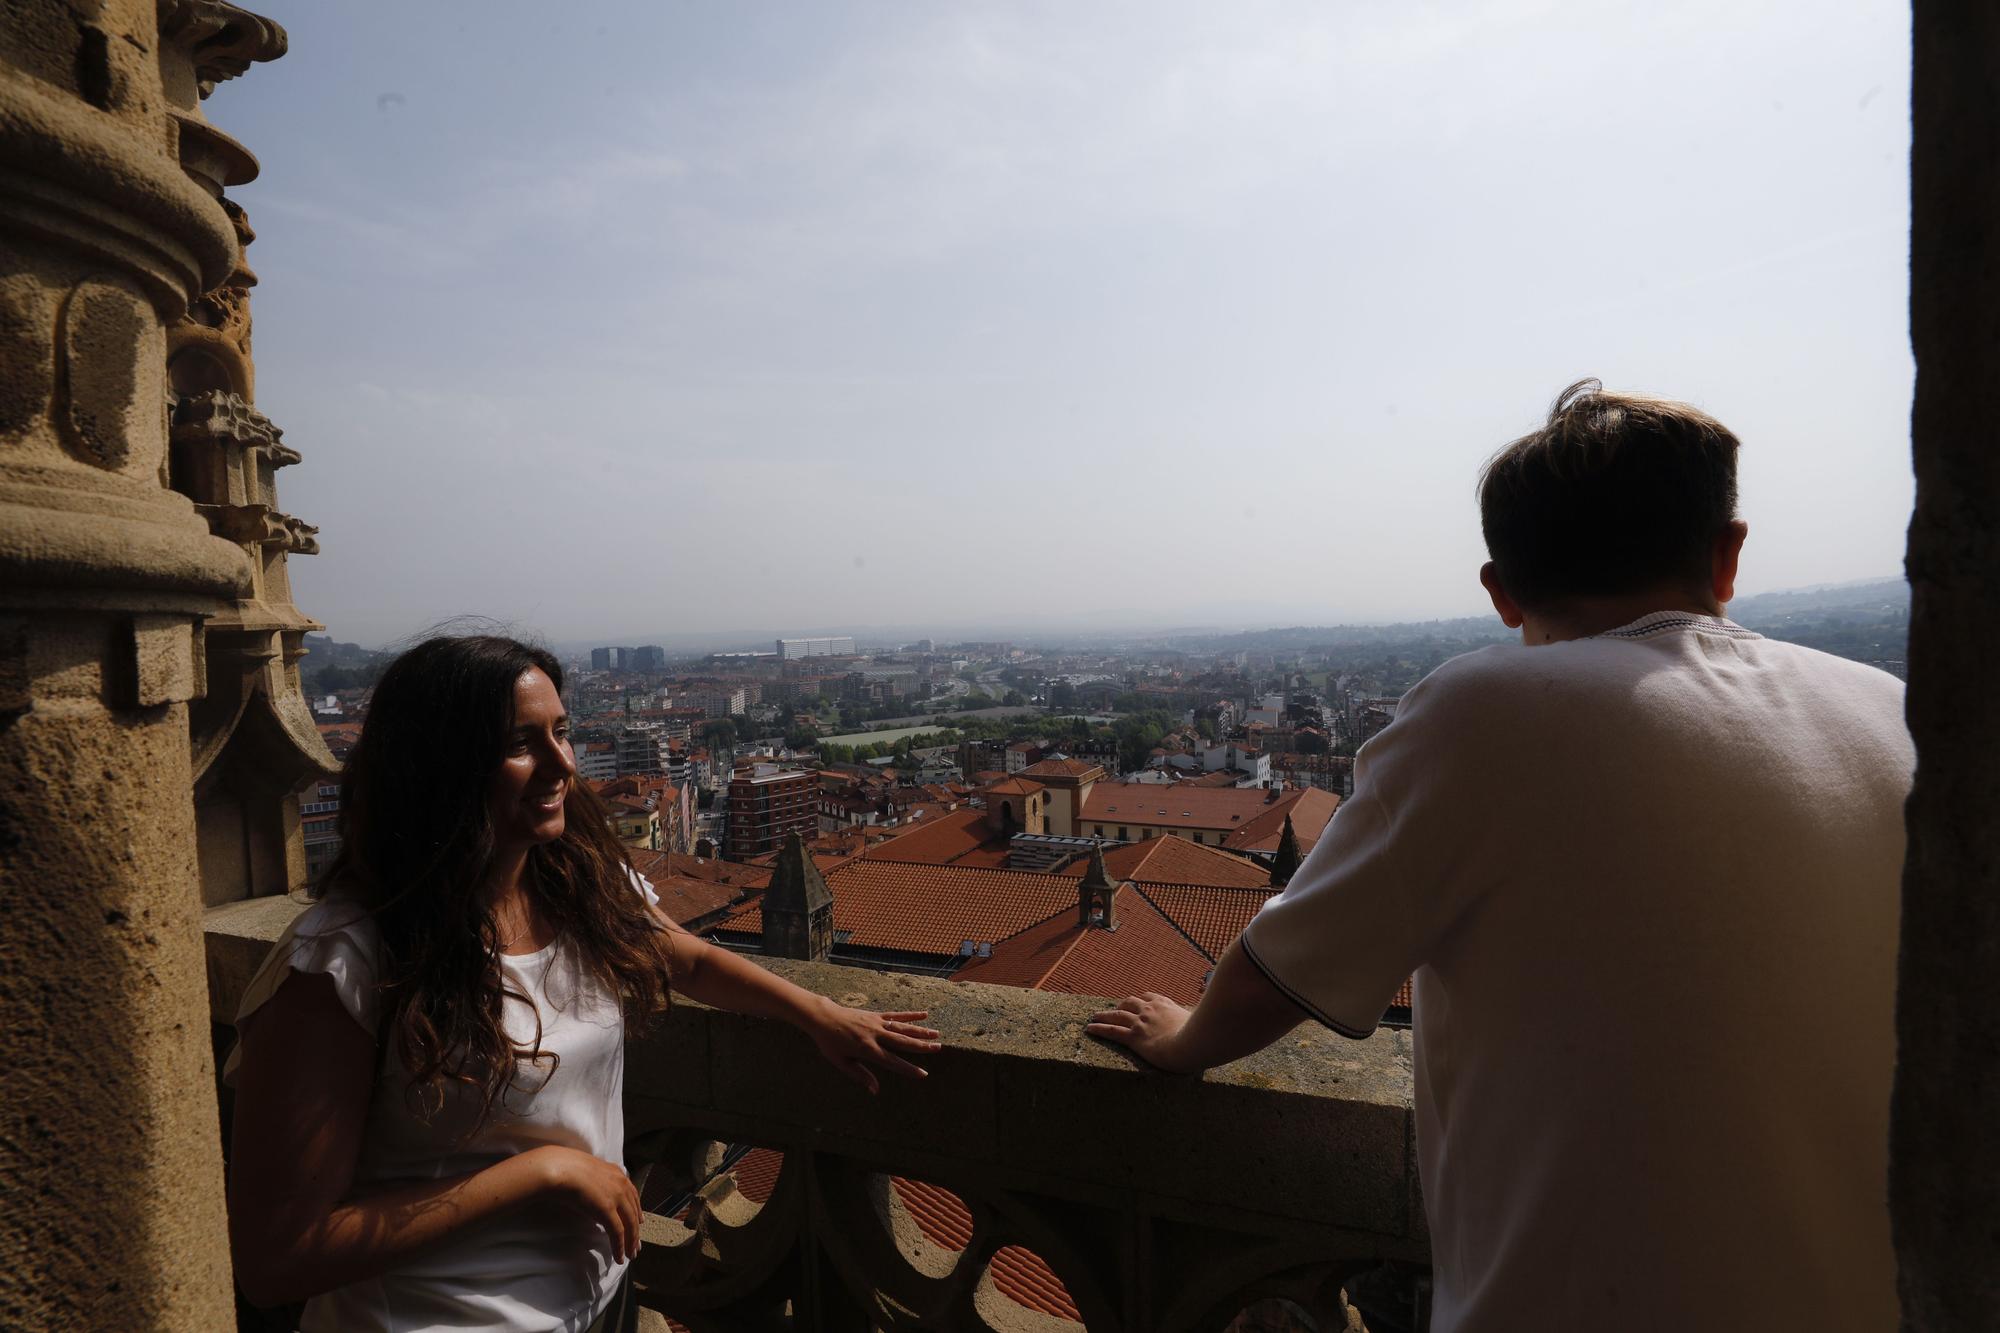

{"left": 1087, "top": 993, "right": 1203, "bottom": 1073}
{"left": 1086, "top": 941, "right": 1310, "bottom": 1074}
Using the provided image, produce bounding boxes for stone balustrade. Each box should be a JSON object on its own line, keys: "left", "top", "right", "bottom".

{"left": 206, "top": 897, "right": 1429, "bottom": 1332}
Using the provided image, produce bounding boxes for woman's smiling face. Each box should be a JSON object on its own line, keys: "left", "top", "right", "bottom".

{"left": 487, "top": 667, "right": 575, "bottom": 850}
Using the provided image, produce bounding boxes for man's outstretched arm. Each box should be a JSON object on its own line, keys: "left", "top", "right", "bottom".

{"left": 1086, "top": 937, "right": 1312, "bottom": 1073}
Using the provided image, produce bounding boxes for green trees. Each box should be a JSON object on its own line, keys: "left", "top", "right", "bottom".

{"left": 1113, "top": 709, "right": 1174, "bottom": 773}
{"left": 306, "top": 660, "right": 384, "bottom": 694}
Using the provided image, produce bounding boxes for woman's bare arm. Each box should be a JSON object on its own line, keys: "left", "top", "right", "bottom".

{"left": 228, "top": 969, "right": 638, "bottom": 1307}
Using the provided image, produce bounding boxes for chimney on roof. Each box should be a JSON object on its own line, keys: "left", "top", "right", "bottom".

{"left": 762, "top": 832, "right": 834, "bottom": 961}
{"left": 1077, "top": 842, "right": 1119, "bottom": 931}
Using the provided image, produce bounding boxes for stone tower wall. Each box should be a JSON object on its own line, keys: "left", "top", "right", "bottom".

{"left": 1895, "top": 3, "right": 2000, "bottom": 1327}
{"left": 0, "top": 2, "right": 289, "bottom": 1325}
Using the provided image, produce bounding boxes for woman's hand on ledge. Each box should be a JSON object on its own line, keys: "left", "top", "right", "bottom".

{"left": 807, "top": 1000, "right": 942, "bottom": 1094}
{"left": 656, "top": 924, "right": 942, "bottom": 1093}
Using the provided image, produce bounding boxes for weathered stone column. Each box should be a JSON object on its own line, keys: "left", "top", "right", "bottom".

{"left": 0, "top": 2, "right": 278, "bottom": 1325}
{"left": 1895, "top": 2, "right": 2000, "bottom": 1328}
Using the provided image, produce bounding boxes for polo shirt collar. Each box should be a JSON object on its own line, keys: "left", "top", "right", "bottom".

{"left": 1597, "top": 610, "right": 1762, "bottom": 640}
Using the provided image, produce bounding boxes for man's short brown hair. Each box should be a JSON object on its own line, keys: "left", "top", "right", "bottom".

{"left": 1478, "top": 379, "right": 1740, "bottom": 610}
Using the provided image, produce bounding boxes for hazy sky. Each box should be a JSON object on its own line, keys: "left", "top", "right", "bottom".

{"left": 222, "top": 1, "right": 1913, "bottom": 648}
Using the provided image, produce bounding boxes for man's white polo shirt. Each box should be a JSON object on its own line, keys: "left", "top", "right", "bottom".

{"left": 1243, "top": 612, "right": 1911, "bottom": 1333}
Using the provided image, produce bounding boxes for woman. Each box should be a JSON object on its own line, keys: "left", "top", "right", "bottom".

{"left": 226, "top": 635, "right": 938, "bottom": 1331}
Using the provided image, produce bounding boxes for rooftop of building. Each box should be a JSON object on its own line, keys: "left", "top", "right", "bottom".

{"left": 856, "top": 807, "right": 1008, "bottom": 867}
{"left": 728, "top": 765, "right": 814, "bottom": 788}
{"left": 1220, "top": 786, "right": 1342, "bottom": 854}
{"left": 951, "top": 881, "right": 1214, "bottom": 1006}
{"left": 1018, "top": 757, "right": 1104, "bottom": 780}
{"left": 1078, "top": 781, "right": 1339, "bottom": 839}
{"left": 1053, "top": 834, "right": 1274, "bottom": 890}
{"left": 713, "top": 860, "right": 1081, "bottom": 958}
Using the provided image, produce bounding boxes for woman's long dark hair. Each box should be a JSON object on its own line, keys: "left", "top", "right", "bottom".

{"left": 320, "top": 634, "right": 673, "bottom": 1126}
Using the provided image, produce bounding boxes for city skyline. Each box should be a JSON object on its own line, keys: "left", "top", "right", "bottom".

{"left": 307, "top": 571, "right": 1907, "bottom": 659}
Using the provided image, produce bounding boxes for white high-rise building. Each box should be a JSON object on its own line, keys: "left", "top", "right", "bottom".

{"left": 776, "top": 636, "right": 856, "bottom": 660}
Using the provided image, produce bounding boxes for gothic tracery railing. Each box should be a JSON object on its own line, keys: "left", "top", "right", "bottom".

{"left": 205, "top": 900, "right": 1429, "bottom": 1332}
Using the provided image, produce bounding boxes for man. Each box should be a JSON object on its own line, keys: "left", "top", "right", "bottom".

{"left": 1089, "top": 380, "right": 1910, "bottom": 1332}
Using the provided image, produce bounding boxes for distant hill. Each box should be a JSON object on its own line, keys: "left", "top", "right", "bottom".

{"left": 302, "top": 634, "right": 383, "bottom": 667}
{"left": 306, "top": 577, "right": 1910, "bottom": 695}
{"left": 1729, "top": 578, "right": 1908, "bottom": 666}
{"left": 1169, "top": 577, "right": 1908, "bottom": 690}
{"left": 301, "top": 635, "right": 387, "bottom": 692}
{"left": 1727, "top": 577, "right": 1908, "bottom": 619}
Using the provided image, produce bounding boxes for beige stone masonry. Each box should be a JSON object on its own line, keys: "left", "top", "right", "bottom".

{"left": 0, "top": 3, "right": 286, "bottom": 1327}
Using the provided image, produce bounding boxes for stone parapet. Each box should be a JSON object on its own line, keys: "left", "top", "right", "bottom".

{"left": 206, "top": 900, "right": 1429, "bottom": 1331}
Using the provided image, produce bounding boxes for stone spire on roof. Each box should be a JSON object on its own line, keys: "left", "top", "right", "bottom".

{"left": 762, "top": 832, "right": 834, "bottom": 960}
{"left": 1269, "top": 813, "right": 1302, "bottom": 888}
{"left": 1077, "top": 842, "right": 1119, "bottom": 931}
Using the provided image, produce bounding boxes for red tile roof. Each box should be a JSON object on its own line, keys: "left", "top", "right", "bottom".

{"left": 943, "top": 908, "right": 1082, "bottom": 989}
{"left": 630, "top": 850, "right": 771, "bottom": 890}
{"left": 889, "top": 1178, "right": 1080, "bottom": 1321}
{"left": 1078, "top": 782, "right": 1297, "bottom": 833}
{"left": 594, "top": 774, "right": 680, "bottom": 805}
{"left": 691, "top": 1147, "right": 1073, "bottom": 1321}
{"left": 644, "top": 875, "right": 752, "bottom": 927}
{"left": 1054, "top": 836, "right": 1271, "bottom": 890}
{"left": 982, "top": 776, "right": 1044, "bottom": 797}
{"left": 860, "top": 808, "right": 1007, "bottom": 867}
{"left": 725, "top": 1147, "right": 783, "bottom": 1203}
{"left": 953, "top": 884, "right": 1211, "bottom": 1007}
{"left": 947, "top": 845, "right": 1013, "bottom": 870}
{"left": 713, "top": 861, "right": 1080, "bottom": 957}
{"left": 1132, "top": 882, "right": 1275, "bottom": 961}
{"left": 1042, "top": 890, "right": 1212, "bottom": 1005}
{"left": 1018, "top": 757, "right": 1103, "bottom": 780}
{"left": 1220, "top": 787, "right": 1341, "bottom": 853}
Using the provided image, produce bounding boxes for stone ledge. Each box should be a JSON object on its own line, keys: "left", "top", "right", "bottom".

{"left": 204, "top": 897, "right": 1424, "bottom": 1247}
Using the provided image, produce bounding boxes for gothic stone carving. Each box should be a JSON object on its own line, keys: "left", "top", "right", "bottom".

{"left": 153, "top": 3, "right": 334, "bottom": 905}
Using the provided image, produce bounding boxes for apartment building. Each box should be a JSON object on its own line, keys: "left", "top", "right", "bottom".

{"left": 725, "top": 765, "right": 819, "bottom": 860}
